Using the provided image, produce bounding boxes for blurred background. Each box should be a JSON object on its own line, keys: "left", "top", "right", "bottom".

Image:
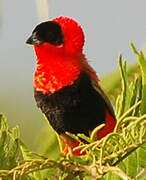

{"left": 0, "top": 0, "right": 146, "bottom": 155}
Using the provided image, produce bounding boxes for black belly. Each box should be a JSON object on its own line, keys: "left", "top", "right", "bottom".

{"left": 34, "top": 72, "right": 106, "bottom": 136}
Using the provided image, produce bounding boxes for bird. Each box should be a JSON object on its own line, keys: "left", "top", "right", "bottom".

{"left": 26, "top": 16, "right": 116, "bottom": 156}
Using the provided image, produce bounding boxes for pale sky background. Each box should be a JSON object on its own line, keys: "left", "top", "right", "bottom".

{"left": 0, "top": 0, "right": 146, "bottom": 146}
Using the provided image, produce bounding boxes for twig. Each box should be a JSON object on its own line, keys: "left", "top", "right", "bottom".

{"left": 118, "top": 100, "right": 141, "bottom": 122}
{"left": 99, "top": 166, "right": 132, "bottom": 180}
{"left": 135, "top": 168, "right": 146, "bottom": 180}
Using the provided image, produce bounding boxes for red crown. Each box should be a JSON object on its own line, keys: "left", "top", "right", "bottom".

{"left": 53, "top": 16, "right": 85, "bottom": 53}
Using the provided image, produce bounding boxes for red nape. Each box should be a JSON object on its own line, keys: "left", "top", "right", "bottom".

{"left": 97, "top": 108, "right": 116, "bottom": 140}
{"left": 63, "top": 140, "right": 86, "bottom": 156}
{"left": 53, "top": 16, "right": 85, "bottom": 53}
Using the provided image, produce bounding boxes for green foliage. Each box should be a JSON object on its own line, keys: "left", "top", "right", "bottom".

{"left": 0, "top": 43, "right": 146, "bottom": 179}
{"left": 130, "top": 42, "right": 146, "bottom": 115}
{"left": 0, "top": 114, "right": 20, "bottom": 170}
{"left": 101, "top": 63, "right": 139, "bottom": 102}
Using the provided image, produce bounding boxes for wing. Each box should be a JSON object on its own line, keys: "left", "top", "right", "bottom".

{"left": 91, "top": 79, "right": 116, "bottom": 119}
{"left": 80, "top": 54, "right": 116, "bottom": 119}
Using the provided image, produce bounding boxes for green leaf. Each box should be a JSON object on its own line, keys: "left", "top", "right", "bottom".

{"left": 138, "top": 51, "right": 146, "bottom": 114}
{"left": 5, "top": 138, "right": 19, "bottom": 169}
{"left": 0, "top": 114, "right": 8, "bottom": 131}
{"left": 0, "top": 114, "right": 21, "bottom": 170}
{"left": 0, "top": 131, "right": 7, "bottom": 169}
{"left": 137, "top": 143, "right": 146, "bottom": 168}
{"left": 130, "top": 42, "right": 146, "bottom": 114}
{"left": 104, "top": 173, "right": 122, "bottom": 180}
{"left": 11, "top": 125, "right": 20, "bottom": 139}
{"left": 116, "top": 56, "right": 132, "bottom": 118}
{"left": 19, "top": 139, "right": 34, "bottom": 160}
{"left": 124, "top": 151, "right": 138, "bottom": 178}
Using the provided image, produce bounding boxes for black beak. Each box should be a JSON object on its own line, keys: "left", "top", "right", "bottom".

{"left": 26, "top": 33, "right": 44, "bottom": 45}
{"left": 26, "top": 35, "right": 34, "bottom": 45}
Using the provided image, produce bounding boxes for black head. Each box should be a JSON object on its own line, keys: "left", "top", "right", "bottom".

{"left": 26, "top": 21, "right": 64, "bottom": 46}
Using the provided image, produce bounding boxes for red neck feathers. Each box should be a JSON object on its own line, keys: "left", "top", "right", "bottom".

{"left": 34, "top": 17, "right": 99, "bottom": 94}
{"left": 34, "top": 44, "right": 82, "bottom": 94}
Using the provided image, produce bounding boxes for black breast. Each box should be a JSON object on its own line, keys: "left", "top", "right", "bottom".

{"left": 34, "top": 72, "right": 106, "bottom": 136}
